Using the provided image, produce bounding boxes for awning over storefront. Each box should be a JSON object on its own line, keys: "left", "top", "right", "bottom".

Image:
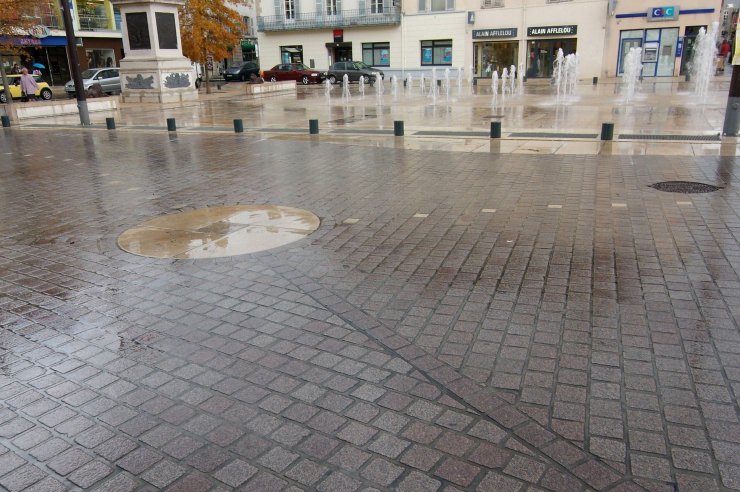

{"left": 241, "top": 41, "right": 256, "bottom": 50}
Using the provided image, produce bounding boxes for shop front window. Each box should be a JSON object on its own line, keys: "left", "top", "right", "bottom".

{"left": 421, "top": 39, "right": 452, "bottom": 66}
{"left": 362, "top": 42, "right": 390, "bottom": 66}
{"left": 474, "top": 41, "right": 517, "bottom": 76}
{"left": 526, "top": 38, "right": 576, "bottom": 78}
{"left": 86, "top": 49, "right": 116, "bottom": 68}
{"left": 281, "top": 45, "right": 303, "bottom": 64}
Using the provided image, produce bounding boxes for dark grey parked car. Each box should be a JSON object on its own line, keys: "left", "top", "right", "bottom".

{"left": 326, "top": 61, "right": 384, "bottom": 84}
{"left": 223, "top": 62, "right": 260, "bottom": 82}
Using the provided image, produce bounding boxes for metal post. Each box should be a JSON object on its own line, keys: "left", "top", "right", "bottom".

{"left": 601, "top": 123, "right": 615, "bottom": 141}
{"left": 394, "top": 121, "right": 404, "bottom": 137}
{"left": 490, "top": 121, "right": 501, "bottom": 139}
{"left": 234, "top": 119, "right": 244, "bottom": 133}
{"left": 105, "top": 117, "right": 116, "bottom": 130}
{"left": 1, "top": 116, "right": 10, "bottom": 128}
{"left": 309, "top": 119, "right": 319, "bottom": 134}
{"left": 60, "top": 0, "right": 90, "bottom": 125}
{"left": 722, "top": 65, "right": 740, "bottom": 136}
{"left": 167, "top": 118, "right": 177, "bottom": 132}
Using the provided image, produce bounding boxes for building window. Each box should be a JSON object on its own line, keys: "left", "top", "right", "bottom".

{"left": 362, "top": 42, "right": 390, "bottom": 66}
{"left": 421, "top": 39, "right": 452, "bottom": 65}
{"left": 370, "top": 0, "right": 383, "bottom": 13}
{"left": 284, "top": 0, "right": 295, "bottom": 20}
{"left": 281, "top": 45, "right": 303, "bottom": 64}
{"left": 326, "top": 0, "right": 338, "bottom": 15}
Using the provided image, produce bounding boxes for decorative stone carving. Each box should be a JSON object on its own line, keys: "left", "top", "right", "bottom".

{"left": 163, "top": 72, "right": 191, "bottom": 88}
{"left": 125, "top": 74, "right": 155, "bottom": 89}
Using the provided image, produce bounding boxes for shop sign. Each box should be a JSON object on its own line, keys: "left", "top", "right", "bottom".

{"left": 647, "top": 6, "right": 678, "bottom": 21}
{"left": 676, "top": 37, "right": 683, "bottom": 57}
{"left": 333, "top": 29, "right": 343, "bottom": 43}
{"left": 472, "top": 28, "right": 517, "bottom": 39}
{"left": 527, "top": 25, "right": 577, "bottom": 37}
{"left": 28, "top": 25, "right": 50, "bottom": 38}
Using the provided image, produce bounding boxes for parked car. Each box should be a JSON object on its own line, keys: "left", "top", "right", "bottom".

{"left": 0, "top": 75, "right": 53, "bottom": 103}
{"left": 223, "top": 62, "right": 260, "bottom": 82}
{"left": 64, "top": 68, "right": 120, "bottom": 97}
{"left": 262, "top": 63, "right": 326, "bottom": 85}
{"left": 326, "top": 61, "right": 385, "bottom": 84}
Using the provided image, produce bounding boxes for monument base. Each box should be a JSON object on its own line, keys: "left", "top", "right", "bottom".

{"left": 119, "top": 57, "right": 198, "bottom": 103}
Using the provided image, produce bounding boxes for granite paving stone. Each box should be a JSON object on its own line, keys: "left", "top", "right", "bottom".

{"left": 2, "top": 128, "right": 737, "bottom": 491}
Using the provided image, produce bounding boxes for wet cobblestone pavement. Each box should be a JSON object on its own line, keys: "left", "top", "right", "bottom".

{"left": 0, "top": 128, "right": 738, "bottom": 490}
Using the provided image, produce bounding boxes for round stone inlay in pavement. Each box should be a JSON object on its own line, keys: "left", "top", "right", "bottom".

{"left": 117, "top": 205, "right": 320, "bottom": 259}
{"left": 648, "top": 181, "right": 721, "bottom": 193}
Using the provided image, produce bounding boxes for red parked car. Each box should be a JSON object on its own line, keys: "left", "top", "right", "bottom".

{"left": 262, "top": 63, "right": 326, "bottom": 85}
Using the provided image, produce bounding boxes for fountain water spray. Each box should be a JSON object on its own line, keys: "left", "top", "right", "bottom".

{"left": 374, "top": 72, "right": 384, "bottom": 97}
{"left": 430, "top": 68, "right": 439, "bottom": 102}
{"left": 469, "top": 64, "right": 475, "bottom": 93}
{"left": 623, "top": 47, "right": 642, "bottom": 102}
{"left": 324, "top": 78, "right": 332, "bottom": 98}
{"left": 457, "top": 67, "right": 463, "bottom": 92}
{"left": 391, "top": 75, "right": 398, "bottom": 98}
{"left": 553, "top": 48, "right": 565, "bottom": 99}
{"left": 501, "top": 67, "right": 509, "bottom": 95}
{"left": 518, "top": 62, "right": 524, "bottom": 94}
{"left": 692, "top": 21, "right": 719, "bottom": 102}
{"left": 564, "top": 53, "right": 578, "bottom": 96}
{"left": 491, "top": 70, "right": 499, "bottom": 96}
{"left": 510, "top": 65, "right": 516, "bottom": 95}
{"left": 406, "top": 73, "right": 413, "bottom": 92}
{"left": 420, "top": 73, "right": 426, "bottom": 95}
{"left": 359, "top": 75, "right": 365, "bottom": 97}
{"left": 342, "top": 74, "right": 351, "bottom": 101}
{"left": 444, "top": 68, "right": 451, "bottom": 98}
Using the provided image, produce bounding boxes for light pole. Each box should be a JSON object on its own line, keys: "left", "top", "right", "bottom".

{"left": 59, "top": 0, "right": 90, "bottom": 125}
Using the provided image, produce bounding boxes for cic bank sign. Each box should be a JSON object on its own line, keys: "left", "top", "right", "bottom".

{"left": 647, "top": 6, "right": 679, "bottom": 21}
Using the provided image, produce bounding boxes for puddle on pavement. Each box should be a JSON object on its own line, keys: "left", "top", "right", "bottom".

{"left": 117, "top": 204, "right": 320, "bottom": 259}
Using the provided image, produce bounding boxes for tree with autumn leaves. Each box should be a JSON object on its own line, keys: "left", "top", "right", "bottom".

{"left": 0, "top": 0, "right": 40, "bottom": 120}
{"left": 179, "top": 0, "right": 246, "bottom": 93}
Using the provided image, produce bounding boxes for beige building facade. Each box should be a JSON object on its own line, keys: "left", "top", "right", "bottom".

{"left": 604, "top": 0, "right": 722, "bottom": 78}
{"left": 255, "top": 0, "right": 721, "bottom": 79}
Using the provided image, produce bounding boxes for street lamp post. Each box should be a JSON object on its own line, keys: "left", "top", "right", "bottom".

{"left": 59, "top": 0, "right": 90, "bottom": 125}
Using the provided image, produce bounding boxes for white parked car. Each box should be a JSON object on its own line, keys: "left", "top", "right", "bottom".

{"left": 64, "top": 68, "right": 120, "bottom": 97}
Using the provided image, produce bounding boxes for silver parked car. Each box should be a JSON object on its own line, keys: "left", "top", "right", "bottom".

{"left": 64, "top": 68, "right": 121, "bottom": 97}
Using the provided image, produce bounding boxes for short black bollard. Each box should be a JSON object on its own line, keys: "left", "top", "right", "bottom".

{"left": 1, "top": 115, "right": 10, "bottom": 128}
{"left": 473, "top": 78, "right": 478, "bottom": 86}
{"left": 105, "top": 117, "right": 116, "bottom": 130}
{"left": 394, "top": 120, "right": 404, "bottom": 137}
{"left": 166, "top": 118, "right": 176, "bottom": 132}
{"left": 490, "top": 121, "right": 502, "bottom": 139}
{"left": 217, "top": 84, "right": 222, "bottom": 90}
{"left": 592, "top": 76, "right": 599, "bottom": 85}
{"left": 403, "top": 80, "right": 407, "bottom": 88}
{"left": 601, "top": 123, "right": 615, "bottom": 141}
{"left": 233, "top": 119, "right": 244, "bottom": 133}
{"left": 309, "top": 119, "right": 319, "bottom": 135}
{"left": 522, "top": 76, "right": 527, "bottom": 83}
{"left": 436, "top": 79, "right": 442, "bottom": 87}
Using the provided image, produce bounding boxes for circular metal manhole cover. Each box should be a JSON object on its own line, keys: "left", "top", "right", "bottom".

{"left": 649, "top": 181, "right": 722, "bottom": 194}
{"left": 118, "top": 205, "right": 320, "bottom": 259}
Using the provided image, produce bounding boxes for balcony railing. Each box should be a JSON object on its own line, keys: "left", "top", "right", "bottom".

{"left": 258, "top": 6, "right": 401, "bottom": 31}
{"left": 34, "top": 12, "right": 64, "bottom": 29}
{"left": 78, "top": 14, "right": 114, "bottom": 31}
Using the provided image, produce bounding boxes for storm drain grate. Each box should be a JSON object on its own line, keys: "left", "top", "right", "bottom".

{"left": 620, "top": 133, "right": 721, "bottom": 142}
{"left": 649, "top": 181, "right": 722, "bottom": 193}
{"left": 508, "top": 132, "right": 599, "bottom": 139}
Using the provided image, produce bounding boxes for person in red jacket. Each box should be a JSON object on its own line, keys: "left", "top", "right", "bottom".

{"left": 719, "top": 39, "right": 731, "bottom": 72}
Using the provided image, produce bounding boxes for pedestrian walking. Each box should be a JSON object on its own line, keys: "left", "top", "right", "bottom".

{"left": 720, "top": 39, "right": 732, "bottom": 71}
{"left": 19, "top": 68, "right": 39, "bottom": 102}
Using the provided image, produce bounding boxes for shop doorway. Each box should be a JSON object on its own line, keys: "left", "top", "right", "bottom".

{"left": 474, "top": 41, "right": 518, "bottom": 77}
{"left": 680, "top": 26, "right": 706, "bottom": 75}
{"left": 327, "top": 42, "right": 353, "bottom": 64}
{"left": 526, "top": 38, "right": 577, "bottom": 78}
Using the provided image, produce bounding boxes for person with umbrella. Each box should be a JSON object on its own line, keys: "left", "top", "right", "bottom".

{"left": 31, "top": 62, "right": 44, "bottom": 77}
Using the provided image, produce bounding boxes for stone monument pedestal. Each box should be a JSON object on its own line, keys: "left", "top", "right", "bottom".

{"left": 112, "top": 0, "right": 198, "bottom": 103}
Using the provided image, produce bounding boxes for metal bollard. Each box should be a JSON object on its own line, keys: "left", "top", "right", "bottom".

{"left": 601, "top": 123, "right": 615, "bottom": 141}
{"left": 436, "top": 79, "right": 442, "bottom": 87}
{"left": 522, "top": 76, "right": 527, "bottom": 83}
{"left": 394, "top": 121, "right": 404, "bottom": 137}
{"left": 233, "top": 119, "right": 244, "bottom": 133}
{"left": 166, "top": 118, "right": 176, "bottom": 132}
{"left": 490, "top": 121, "right": 501, "bottom": 139}
{"left": 105, "top": 117, "right": 116, "bottom": 130}
{"left": 309, "top": 119, "right": 319, "bottom": 135}
{"left": 403, "top": 80, "right": 407, "bottom": 88}
{"left": 1, "top": 116, "right": 10, "bottom": 128}
{"left": 592, "top": 76, "right": 599, "bottom": 85}
{"left": 217, "top": 84, "right": 222, "bottom": 90}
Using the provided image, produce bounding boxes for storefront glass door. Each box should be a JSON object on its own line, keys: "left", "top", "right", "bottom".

{"left": 474, "top": 41, "right": 518, "bottom": 77}
{"left": 526, "top": 38, "right": 577, "bottom": 78}
{"left": 618, "top": 35, "right": 643, "bottom": 74}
